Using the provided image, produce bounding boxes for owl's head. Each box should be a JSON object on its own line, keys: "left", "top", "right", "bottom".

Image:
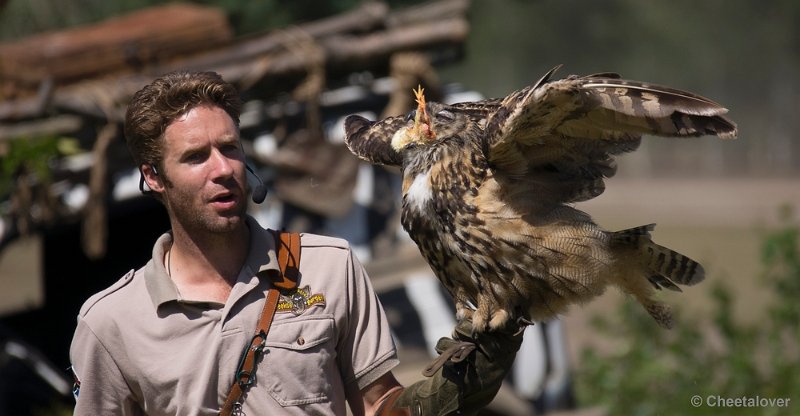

{"left": 391, "top": 87, "right": 469, "bottom": 152}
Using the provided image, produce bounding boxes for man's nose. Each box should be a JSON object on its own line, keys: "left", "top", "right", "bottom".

{"left": 209, "top": 150, "right": 235, "bottom": 178}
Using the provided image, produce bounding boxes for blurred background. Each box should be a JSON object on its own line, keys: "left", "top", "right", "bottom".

{"left": 0, "top": 0, "right": 798, "bottom": 415}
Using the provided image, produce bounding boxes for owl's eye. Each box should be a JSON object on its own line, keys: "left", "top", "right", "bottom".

{"left": 436, "top": 110, "right": 455, "bottom": 121}
{"left": 405, "top": 110, "right": 416, "bottom": 122}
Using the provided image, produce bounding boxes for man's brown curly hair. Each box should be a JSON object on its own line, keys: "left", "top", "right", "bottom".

{"left": 124, "top": 71, "right": 242, "bottom": 171}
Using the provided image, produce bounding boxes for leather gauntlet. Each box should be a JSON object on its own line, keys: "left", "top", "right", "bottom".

{"left": 376, "top": 319, "right": 525, "bottom": 416}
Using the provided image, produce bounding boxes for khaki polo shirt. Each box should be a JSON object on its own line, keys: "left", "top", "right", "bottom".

{"left": 70, "top": 216, "right": 399, "bottom": 415}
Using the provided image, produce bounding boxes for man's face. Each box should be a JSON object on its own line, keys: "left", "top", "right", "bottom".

{"left": 157, "top": 104, "right": 249, "bottom": 235}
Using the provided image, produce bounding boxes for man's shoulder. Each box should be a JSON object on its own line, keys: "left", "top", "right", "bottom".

{"left": 298, "top": 232, "right": 351, "bottom": 251}
{"left": 78, "top": 267, "right": 143, "bottom": 318}
{"left": 249, "top": 216, "right": 349, "bottom": 251}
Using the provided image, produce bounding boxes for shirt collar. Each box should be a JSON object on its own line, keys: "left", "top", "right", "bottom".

{"left": 144, "top": 215, "right": 281, "bottom": 309}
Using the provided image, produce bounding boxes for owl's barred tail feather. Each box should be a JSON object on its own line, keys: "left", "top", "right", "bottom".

{"left": 613, "top": 224, "right": 705, "bottom": 328}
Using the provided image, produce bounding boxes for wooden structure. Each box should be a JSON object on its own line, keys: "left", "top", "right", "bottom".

{"left": 0, "top": 3, "right": 234, "bottom": 91}
{"left": 0, "top": 1, "right": 468, "bottom": 122}
{"left": 0, "top": 0, "right": 470, "bottom": 258}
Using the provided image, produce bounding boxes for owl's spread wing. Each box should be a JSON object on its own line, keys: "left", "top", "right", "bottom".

{"left": 343, "top": 114, "right": 406, "bottom": 166}
{"left": 484, "top": 65, "right": 738, "bottom": 204}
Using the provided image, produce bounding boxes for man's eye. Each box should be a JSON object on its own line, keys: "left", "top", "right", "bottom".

{"left": 185, "top": 152, "right": 205, "bottom": 163}
{"left": 222, "top": 144, "right": 241, "bottom": 155}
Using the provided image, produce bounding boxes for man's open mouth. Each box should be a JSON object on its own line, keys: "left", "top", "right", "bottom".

{"left": 210, "top": 193, "right": 236, "bottom": 204}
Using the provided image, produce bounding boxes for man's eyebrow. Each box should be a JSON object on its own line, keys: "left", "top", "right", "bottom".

{"left": 218, "top": 134, "right": 240, "bottom": 145}
{"left": 178, "top": 141, "right": 206, "bottom": 155}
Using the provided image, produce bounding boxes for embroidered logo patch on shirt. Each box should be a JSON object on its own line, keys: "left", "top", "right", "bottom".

{"left": 277, "top": 285, "right": 325, "bottom": 315}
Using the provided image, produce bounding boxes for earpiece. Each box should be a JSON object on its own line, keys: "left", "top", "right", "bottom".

{"left": 246, "top": 164, "right": 268, "bottom": 204}
{"left": 138, "top": 164, "right": 158, "bottom": 195}
{"left": 240, "top": 141, "right": 267, "bottom": 204}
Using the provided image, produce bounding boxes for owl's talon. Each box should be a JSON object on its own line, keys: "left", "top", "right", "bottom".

{"left": 516, "top": 316, "right": 534, "bottom": 327}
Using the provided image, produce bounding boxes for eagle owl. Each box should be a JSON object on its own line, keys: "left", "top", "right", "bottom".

{"left": 344, "top": 65, "right": 737, "bottom": 332}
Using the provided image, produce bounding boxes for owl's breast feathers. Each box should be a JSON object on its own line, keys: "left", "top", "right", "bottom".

{"left": 400, "top": 140, "right": 501, "bottom": 286}
{"left": 400, "top": 138, "right": 487, "bottom": 229}
{"left": 399, "top": 155, "right": 483, "bottom": 306}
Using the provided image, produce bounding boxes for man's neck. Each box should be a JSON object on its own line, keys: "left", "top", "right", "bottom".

{"left": 166, "top": 221, "right": 251, "bottom": 303}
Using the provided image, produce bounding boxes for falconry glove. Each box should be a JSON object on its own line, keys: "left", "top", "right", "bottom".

{"left": 376, "top": 318, "right": 525, "bottom": 415}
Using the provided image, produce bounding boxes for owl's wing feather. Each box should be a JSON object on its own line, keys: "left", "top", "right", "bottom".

{"left": 559, "top": 79, "right": 737, "bottom": 138}
{"left": 344, "top": 114, "right": 405, "bottom": 166}
{"left": 485, "top": 66, "right": 738, "bottom": 204}
{"left": 449, "top": 98, "right": 502, "bottom": 127}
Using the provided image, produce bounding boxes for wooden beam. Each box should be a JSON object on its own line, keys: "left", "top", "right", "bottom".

{"left": 0, "top": 114, "right": 83, "bottom": 141}
{"left": 0, "top": 0, "right": 470, "bottom": 121}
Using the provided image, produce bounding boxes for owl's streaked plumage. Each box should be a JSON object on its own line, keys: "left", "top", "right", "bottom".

{"left": 344, "top": 66, "right": 737, "bottom": 332}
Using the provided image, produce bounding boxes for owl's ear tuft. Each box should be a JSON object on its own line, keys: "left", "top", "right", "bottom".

{"left": 344, "top": 114, "right": 373, "bottom": 138}
{"left": 343, "top": 114, "right": 405, "bottom": 167}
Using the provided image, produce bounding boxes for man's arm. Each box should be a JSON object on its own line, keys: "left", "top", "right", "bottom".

{"left": 346, "top": 372, "right": 404, "bottom": 416}
{"left": 368, "top": 318, "right": 525, "bottom": 416}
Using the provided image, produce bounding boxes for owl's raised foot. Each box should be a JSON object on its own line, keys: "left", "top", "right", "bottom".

{"left": 488, "top": 309, "right": 511, "bottom": 331}
{"left": 472, "top": 301, "right": 511, "bottom": 334}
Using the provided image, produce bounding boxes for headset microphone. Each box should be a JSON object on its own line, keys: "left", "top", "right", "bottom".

{"left": 245, "top": 164, "right": 268, "bottom": 204}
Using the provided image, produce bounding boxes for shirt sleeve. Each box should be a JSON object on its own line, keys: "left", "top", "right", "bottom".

{"left": 70, "top": 316, "right": 144, "bottom": 416}
{"left": 338, "top": 247, "right": 400, "bottom": 391}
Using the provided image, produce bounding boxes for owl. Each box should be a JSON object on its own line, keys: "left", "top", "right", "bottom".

{"left": 344, "top": 65, "right": 737, "bottom": 332}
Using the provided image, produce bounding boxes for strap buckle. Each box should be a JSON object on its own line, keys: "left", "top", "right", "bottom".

{"left": 234, "top": 330, "right": 268, "bottom": 388}
{"left": 421, "top": 341, "right": 476, "bottom": 377}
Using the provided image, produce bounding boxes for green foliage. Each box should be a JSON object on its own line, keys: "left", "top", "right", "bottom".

{"left": 762, "top": 207, "right": 800, "bottom": 326}
{"left": 0, "top": 136, "right": 61, "bottom": 197}
{"left": 577, "top": 211, "right": 800, "bottom": 415}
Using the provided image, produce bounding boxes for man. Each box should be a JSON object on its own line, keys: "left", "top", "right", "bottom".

{"left": 70, "top": 71, "right": 522, "bottom": 415}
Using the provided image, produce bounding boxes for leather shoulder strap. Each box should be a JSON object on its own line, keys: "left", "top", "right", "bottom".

{"left": 219, "top": 231, "right": 301, "bottom": 415}
{"left": 273, "top": 230, "right": 300, "bottom": 291}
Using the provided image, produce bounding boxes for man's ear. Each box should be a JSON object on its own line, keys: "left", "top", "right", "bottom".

{"left": 141, "top": 164, "right": 165, "bottom": 194}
